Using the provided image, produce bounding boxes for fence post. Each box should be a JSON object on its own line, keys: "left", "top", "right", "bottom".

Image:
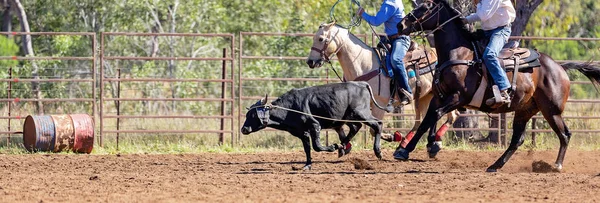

{"left": 220, "top": 48, "right": 226, "bottom": 145}
{"left": 7, "top": 66, "right": 11, "bottom": 145}
{"left": 497, "top": 114, "right": 501, "bottom": 145}
{"left": 531, "top": 117, "right": 537, "bottom": 147}
{"left": 99, "top": 33, "right": 105, "bottom": 147}
{"left": 501, "top": 113, "right": 507, "bottom": 147}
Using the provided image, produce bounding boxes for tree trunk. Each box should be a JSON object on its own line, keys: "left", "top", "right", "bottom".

{"left": 11, "top": 0, "right": 43, "bottom": 114}
{"left": 167, "top": 1, "right": 179, "bottom": 112}
{"left": 511, "top": 0, "right": 544, "bottom": 36}
{"left": 2, "top": 0, "right": 10, "bottom": 33}
{"left": 452, "top": 109, "right": 483, "bottom": 141}
{"left": 488, "top": 116, "right": 500, "bottom": 143}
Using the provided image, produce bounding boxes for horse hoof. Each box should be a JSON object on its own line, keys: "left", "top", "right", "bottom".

{"left": 555, "top": 163, "right": 563, "bottom": 171}
{"left": 303, "top": 164, "right": 312, "bottom": 170}
{"left": 486, "top": 168, "right": 498, "bottom": 173}
{"left": 393, "top": 147, "right": 410, "bottom": 161}
{"left": 427, "top": 141, "right": 442, "bottom": 158}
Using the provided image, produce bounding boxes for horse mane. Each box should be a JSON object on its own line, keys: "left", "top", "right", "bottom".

{"left": 333, "top": 24, "right": 372, "bottom": 48}
{"left": 436, "top": 0, "right": 482, "bottom": 42}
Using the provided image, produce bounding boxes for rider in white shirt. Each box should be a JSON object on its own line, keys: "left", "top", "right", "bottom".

{"left": 464, "top": 0, "right": 516, "bottom": 105}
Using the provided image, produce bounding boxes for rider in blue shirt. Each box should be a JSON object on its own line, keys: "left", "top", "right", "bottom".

{"left": 358, "top": 0, "right": 412, "bottom": 105}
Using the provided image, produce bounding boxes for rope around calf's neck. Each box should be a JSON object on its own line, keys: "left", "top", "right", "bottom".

{"left": 250, "top": 104, "right": 390, "bottom": 123}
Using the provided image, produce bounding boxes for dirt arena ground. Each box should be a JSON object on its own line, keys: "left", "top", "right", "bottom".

{"left": 1, "top": 149, "right": 600, "bottom": 202}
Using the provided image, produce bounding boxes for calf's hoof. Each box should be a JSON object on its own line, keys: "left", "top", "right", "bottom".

{"left": 303, "top": 164, "right": 312, "bottom": 170}
{"left": 427, "top": 141, "right": 442, "bottom": 158}
{"left": 393, "top": 147, "right": 410, "bottom": 161}
{"left": 486, "top": 167, "right": 498, "bottom": 173}
{"left": 374, "top": 148, "right": 382, "bottom": 160}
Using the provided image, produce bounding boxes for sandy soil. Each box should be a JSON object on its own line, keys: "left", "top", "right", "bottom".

{"left": 1, "top": 149, "right": 600, "bottom": 202}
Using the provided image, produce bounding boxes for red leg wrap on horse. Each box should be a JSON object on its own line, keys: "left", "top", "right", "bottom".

{"left": 400, "top": 131, "right": 415, "bottom": 148}
{"left": 345, "top": 142, "right": 352, "bottom": 150}
{"left": 435, "top": 124, "right": 450, "bottom": 141}
{"left": 393, "top": 131, "right": 403, "bottom": 142}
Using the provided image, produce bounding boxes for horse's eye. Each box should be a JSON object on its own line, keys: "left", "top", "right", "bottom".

{"left": 319, "top": 38, "right": 324, "bottom": 42}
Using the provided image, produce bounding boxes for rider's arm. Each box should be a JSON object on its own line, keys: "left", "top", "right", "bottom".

{"left": 465, "top": 0, "right": 501, "bottom": 23}
{"left": 361, "top": 4, "right": 395, "bottom": 26}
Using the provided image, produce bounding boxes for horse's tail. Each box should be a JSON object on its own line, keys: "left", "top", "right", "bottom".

{"left": 561, "top": 62, "right": 600, "bottom": 91}
{"left": 359, "top": 82, "right": 394, "bottom": 113}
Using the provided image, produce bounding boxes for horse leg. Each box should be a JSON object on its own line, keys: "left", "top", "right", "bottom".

{"left": 394, "top": 92, "right": 465, "bottom": 160}
{"left": 399, "top": 94, "right": 431, "bottom": 147}
{"left": 540, "top": 110, "right": 571, "bottom": 171}
{"left": 338, "top": 123, "right": 362, "bottom": 157}
{"left": 486, "top": 109, "right": 538, "bottom": 172}
{"left": 426, "top": 120, "right": 439, "bottom": 158}
{"left": 427, "top": 109, "right": 460, "bottom": 158}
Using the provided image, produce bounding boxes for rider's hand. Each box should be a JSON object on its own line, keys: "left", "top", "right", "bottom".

{"left": 356, "top": 7, "right": 364, "bottom": 16}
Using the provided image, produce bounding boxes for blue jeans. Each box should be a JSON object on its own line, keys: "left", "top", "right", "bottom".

{"left": 484, "top": 26, "right": 512, "bottom": 91}
{"left": 387, "top": 35, "right": 412, "bottom": 94}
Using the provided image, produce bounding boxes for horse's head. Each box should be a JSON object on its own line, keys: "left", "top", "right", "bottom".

{"left": 398, "top": 0, "right": 447, "bottom": 35}
{"left": 307, "top": 22, "right": 342, "bottom": 69}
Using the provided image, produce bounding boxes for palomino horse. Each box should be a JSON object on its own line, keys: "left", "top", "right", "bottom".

{"left": 306, "top": 22, "right": 459, "bottom": 157}
{"left": 396, "top": 0, "right": 600, "bottom": 172}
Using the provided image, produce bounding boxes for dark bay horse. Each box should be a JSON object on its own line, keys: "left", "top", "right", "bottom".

{"left": 395, "top": 0, "right": 600, "bottom": 172}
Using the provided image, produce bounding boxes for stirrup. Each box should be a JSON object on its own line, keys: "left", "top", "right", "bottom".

{"left": 485, "top": 85, "right": 511, "bottom": 107}
{"left": 399, "top": 88, "right": 413, "bottom": 105}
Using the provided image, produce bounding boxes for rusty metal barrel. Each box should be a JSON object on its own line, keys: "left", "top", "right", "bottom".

{"left": 22, "top": 114, "right": 94, "bottom": 153}
{"left": 51, "top": 115, "right": 75, "bottom": 152}
{"left": 70, "top": 114, "right": 94, "bottom": 154}
{"left": 23, "top": 115, "right": 56, "bottom": 152}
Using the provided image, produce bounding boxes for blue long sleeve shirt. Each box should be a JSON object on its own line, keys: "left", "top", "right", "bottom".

{"left": 361, "top": 0, "right": 405, "bottom": 36}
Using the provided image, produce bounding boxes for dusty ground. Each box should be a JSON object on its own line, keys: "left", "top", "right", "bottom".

{"left": 1, "top": 149, "right": 600, "bottom": 202}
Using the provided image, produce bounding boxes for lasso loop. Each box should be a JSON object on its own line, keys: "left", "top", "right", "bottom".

{"left": 329, "top": 0, "right": 362, "bottom": 29}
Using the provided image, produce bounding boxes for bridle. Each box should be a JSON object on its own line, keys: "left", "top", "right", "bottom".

{"left": 310, "top": 26, "right": 343, "bottom": 62}
{"left": 403, "top": 1, "right": 473, "bottom": 100}
{"left": 404, "top": 1, "right": 463, "bottom": 37}
{"left": 404, "top": 1, "right": 444, "bottom": 35}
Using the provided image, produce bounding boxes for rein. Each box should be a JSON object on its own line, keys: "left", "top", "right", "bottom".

{"left": 310, "top": 26, "right": 345, "bottom": 82}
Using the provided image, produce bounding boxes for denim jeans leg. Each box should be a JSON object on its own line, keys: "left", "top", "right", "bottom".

{"left": 483, "top": 26, "right": 511, "bottom": 91}
{"left": 391, "top": 36, "right": 412, "bottom": 94}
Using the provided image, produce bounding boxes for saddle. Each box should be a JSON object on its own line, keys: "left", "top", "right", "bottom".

{"left": 373, "top": 40, "right": 438, "bottom": 78}
{"left": 497, "top": 47, "right": 541, "bottom": 71}
{"left": 467, "top": 41, "right": 542, "bottom": 108}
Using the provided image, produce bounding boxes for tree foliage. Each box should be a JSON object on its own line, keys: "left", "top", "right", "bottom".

{"left": 0, "top": 0, "right": 597, "bottom": 116}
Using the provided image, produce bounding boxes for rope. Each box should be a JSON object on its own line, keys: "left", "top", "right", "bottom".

{"left": 330, "top": 0, "right": 362, "bottom": 29}
{"left": 250, "top": 104, "right": 382, "bottom": 123}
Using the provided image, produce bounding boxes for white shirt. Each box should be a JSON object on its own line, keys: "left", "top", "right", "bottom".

{"left": 465, "top": 0, "right": 516, "bottom": 31}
